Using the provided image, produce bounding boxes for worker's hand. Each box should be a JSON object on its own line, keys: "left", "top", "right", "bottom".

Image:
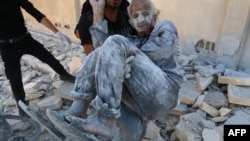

{"left": 55, "top": 31, "right": 71, "bottom": 46}
{"left": 90, "top": 0, "right": 105, "bottom": 25}
{"left": 124, "top": 56, "right": 134, "bottom": 79}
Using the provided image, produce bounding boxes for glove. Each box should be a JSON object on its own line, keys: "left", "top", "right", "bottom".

{"left": 124, "top": 56, "right": 134, "bottom": 79}
{"left": 55, "top": 31, "right": 71, "bottom": 46}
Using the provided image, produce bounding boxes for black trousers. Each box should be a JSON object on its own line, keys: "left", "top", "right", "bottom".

{"left": 0, "top": 34, "right": 68, "bottom": 102}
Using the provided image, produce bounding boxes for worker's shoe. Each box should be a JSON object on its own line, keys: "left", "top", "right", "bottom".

{"left": 46, "top": 109, "right": 99, "bottom": 141}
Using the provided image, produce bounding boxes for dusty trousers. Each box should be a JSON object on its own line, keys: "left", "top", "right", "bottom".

{"left": 72, "top": 34, "right": 180, "bottom": 120}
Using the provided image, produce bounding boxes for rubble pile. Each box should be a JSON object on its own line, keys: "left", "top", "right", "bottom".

{"left": 1, "top": 27, "right": 250, "bottom": 141}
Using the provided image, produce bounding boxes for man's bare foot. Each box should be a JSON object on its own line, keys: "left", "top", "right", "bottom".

{"left": 65, "top": 99, "right": 89, "bottom": 118}
{"left": 83, "top": 112, "right": 115, "bottom": 138}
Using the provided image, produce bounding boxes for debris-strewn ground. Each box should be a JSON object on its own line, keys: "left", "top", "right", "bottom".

{"left": 1, "top": 25, "right": 250, "bottom": 141}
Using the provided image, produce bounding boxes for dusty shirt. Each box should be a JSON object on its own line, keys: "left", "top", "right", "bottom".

{"left": 90, "top": 20, "right": 183, "bottom": 86}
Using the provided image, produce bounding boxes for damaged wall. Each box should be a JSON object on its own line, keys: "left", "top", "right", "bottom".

{"left": 216, "top": 0, "right": 250, "bottom": 70}
{"left": 152, "top": 0, "right": 228, "bottom": 43}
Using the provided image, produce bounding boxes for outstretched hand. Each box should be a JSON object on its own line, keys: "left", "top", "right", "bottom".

{"left": 124, "top": 56, "right": 135, "bottom": 79}
{"left": 89, "top": 0, "right": 105, "bottom": 25}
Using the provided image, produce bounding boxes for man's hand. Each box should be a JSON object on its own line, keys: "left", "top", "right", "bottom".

{"left": 55, "top": 31, "right": 71, "bottom": 46}
{"left": 89, "top": 0, "right": 105, "bottom": 25}
{"left": 124, "top": 56, "right": 135, "bottom": 79}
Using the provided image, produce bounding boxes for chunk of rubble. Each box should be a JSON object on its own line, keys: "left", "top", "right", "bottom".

{"left": 24, "top": 82, "right": 41, "bottom": 94}
{"left": 143, "top": 121, "right": 165, "bottom": 141}
{"left": 218, "top": 76, "right": 250, "bottom": 86}
{"left": 68, "top": 56, "right": 82, "bottom": 74}
{"left": 25, "top": 93, "right": 44, "bottom": 101}
{"left": 179, "top": 80, "right": 201, "bottom": 105}
{"left": 224, "top": 69, "right": 250, "bottom": 77}
{"left": 203, "top": 91, "right": 228, "bottom": 109}
{"left": 170, "top": 102, "right": 188, "bottom": 116}
{"left": 202, "top": 126, "right": 223, "bottom": 141}
{"left": 194, "top": 65, "right": 219, "bottom": 77}
{"left": 198, "top": 102, "right": 219, "bottom": 117}
{"left": 219, "top": 108, "right": 231, "bottom": 117}
{"left": 54, "top": 81, "right": 74, "bottom": 100}
{"left": 37, "top": 96, "right": 63, "bottom": 110}
{"left": 195, "top": 73, "right": 213, "bottom": 91}
{"left": 227, "top": 84, "right": 250, "bottom": 106}
{"left": 224, "top": 111, "right": 250, "bottom": 125}
{"left": 175, "top": 112, "right": 204, "bottom": 141}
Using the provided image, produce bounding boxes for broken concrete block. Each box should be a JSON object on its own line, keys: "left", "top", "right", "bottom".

{"left": 3, "top": 99, "right": 16, "bottom": 106}
{"left": 203, "top": 91, "right": 228, "bottom": 109}
{"left": 202, "top": 127, "right": 223, "bottom": 141}
{"left": 28, "top": 98, "right": 41, "bottom": 105}
{"left": 175, "top": 112, "right": 203, "bottom": 141}
{"left": 37, "top": 96, "right": 63, "bottom": 110}
{"left": 179, "top": 80, "right": 201, "bottom": 105}
{"left": 22, "top": 74, "right": 33, "bottom": 84}
{"left": 144, "top": 121, "right": 164, "bottom": 141}
{"left": 24, "top": 82, "right": 41, "bottom": 94}
{"left": 219, "top": 108, "right": 231, "bottom": 117}
{"left": 224, "top": 69, "right": 250, "bottom": 77}
{"left": 218, "top": 76, "right": 250, "bottom": 86}
{"left": 180, "top": 54, "right": 198, "bottom": 66}
{"left": 227, "top": 84, "right": 250, "bottom": 106}
{"left": 198, "top": 102, "right": 219, "bottom": 117}
{"left": 210, "top": 117, "right": 228, "bottom": 123}
{"left": 194, "top": 65, "right": 219, "bottom": 77}
{"left": 184, "top": 74, "right": 195, "bottom": 80}
{"left": 69, "top": 56, "right": 82, "bottom": 74}
{"left": 25, "top": 93, "right": 44, "bottom": 101}
{"left": 199, "top": 119, "right": 215, "bottom": 129}
{"left": 52, "top": 81, "right": 63, "bottom": 89}
{"left": 224, "top": 111, "right": 250, "bottom": 125}
{"left": 54, "top": 81, "right": 74, "bottom": 100}
{"left": 170, "top": 102, "right": 187, "bottom": 116}
{"left": 194, "top": 73, "right": 213, "bottom": 92}
{"left": 193, "top": 95, "right": 205, "bottom": 108}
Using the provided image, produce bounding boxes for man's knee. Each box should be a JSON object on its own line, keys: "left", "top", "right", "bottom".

{"left": 105, "top": 35, "right": 130, "bottom": 48}
{"left": 107, "top": 35, "right": 127, "bottom": 42}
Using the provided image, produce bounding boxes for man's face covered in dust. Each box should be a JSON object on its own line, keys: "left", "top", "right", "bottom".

{"left": 105, "top": 0, "right": 122, "bottom": 9}
{"left": 129, "top": 1, "right": 155, "bottom": 36}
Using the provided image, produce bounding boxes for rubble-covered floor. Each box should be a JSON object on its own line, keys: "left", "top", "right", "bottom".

{"left": 1, "top": 25, "right": 250, "bottom": 141}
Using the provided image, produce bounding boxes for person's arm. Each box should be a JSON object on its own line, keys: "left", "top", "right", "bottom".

{"left": 40, "top": 17, "right": 72, "bottom": 45}
{"left": 40, "top": 17, "right": 58, "bottom": 33}
{"left": 74, "top": 29, "right": 80, "bottom": 39}
{"left": 89, "top": 0, "right": 109, "bottom": 48}
{"left": 89, "top": 0, "right": 105, "bottom": 25}
{"left": 20, "top": 0, "right": 71, "bottom": 45}
{"left": 83, "top": 44, "right": 94, "bottom": 55}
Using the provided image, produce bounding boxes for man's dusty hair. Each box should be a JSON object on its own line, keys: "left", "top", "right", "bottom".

{"left": 127, "top": 0, "right": 156, "bottom": 18}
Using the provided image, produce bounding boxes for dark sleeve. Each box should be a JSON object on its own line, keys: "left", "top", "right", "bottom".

{"left": 81, "top": 0, "right": 92, "bottom": 15}
{"left": 120, "top": 0, "right": 130, "bottom": 11}
{"left": 74, "top": 1, "right": 92, "bottom": 34}
{"left": 19, "top": 0, "right": 45, "bottom": 22}
{"left": 77, "top": 12, "right": 93, "bottom": 45}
